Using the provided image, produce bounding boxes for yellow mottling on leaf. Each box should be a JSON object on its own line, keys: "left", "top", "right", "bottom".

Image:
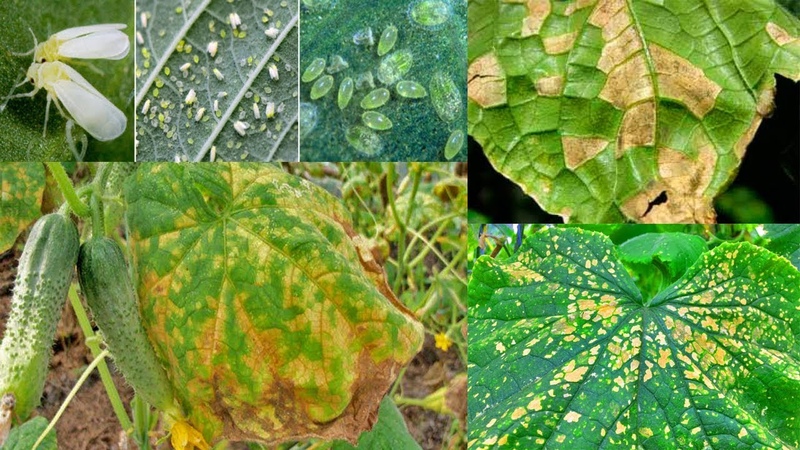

{"left": 563, "top": 136, "right": 609, "bottom": 170}
{"left": 564, "top": 364, "right": 589, "bottom": 382}
{"left": 528, "top": 397, "right": 542, "bottom": 411}
{"left": 496, "top": 342, "right": 507, "bottom": 353}
{"left": 599, "top": 54, "right": 654, "bottom": 109}
{"left": 535, "top": 75, "right": 564, "bottom": 97}
{"left": 617, "top": 101, "right": 656, "bottom": 156}
{"left": 640, "top": 427, "right": 653, "bottom": 438}
{"left": 684, "top": 366, "right": 701, "bottom": 380}
{"left": 650, "top": 44, "right": 721, "bottom": 118}
{"left": 487, "top": 418, "right": 496, "bottom": 427}
{"left": 511, "top": 407, "right": 527, "bottom": 420}
{"left": 468, "top": 52, "right": 507, "bottom": 108}
{"left": 483, "top": 436, "right": 498, "bottom": 446}
{"left": 616, "top": 421, "right": 626, "bottom": 434}
{"left": 543, "top": 32, "right": 578, "bottom": 55}
{"left": 658, "top": 349, "right": 671, "bottom": 369}
{"left": 766, "top": 22, "right": 797, "bottom": 46}
{"left": 498, "top": 435, "right": 509, "bottom": 445}
{"left": 564, "top": 411, "right": 582, "bottom": 423}
{"left": 738, "top": 427, "right": 747, "bottom": 438}
{"left": 521, "top": 0, "right": 551, "bottom": 37}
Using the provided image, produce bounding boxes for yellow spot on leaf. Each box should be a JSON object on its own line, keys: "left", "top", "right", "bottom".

{"left": 563, "top": 136, "right": 609, "bottom": 170}
{"left": 498, "top": 435, "right": 509, "bottom": 445}
{"left": 521, "top": 0, "right": 551, "bottom": 37}
{"left": 535, "top": 75, "right": 564, "bottom": 97}
{"left": 564, "top": 364, "right": 589, "bottom": 382}
{"left": 640, "top": 427, "right": 653, "bottom": 438}
{"left": 650, "top": 44, "right": 721, "bottom": 118}
{"left": 658, "top": 348, "right": 671, "bottom": 369}
{"left": 738, "top": 427, "right": 747, "bottom": 438}
{"left": 564, "top": 411, "right": 582, "bottom": 423}
{"left": 766, "top": 22, "right": 797, "bottom": 46}
{"left": 468, "top": 52, "right": 507, "bottom": 108}
{"left": 599, "top": 54, "right": 654, "bottom": 109}
{"left": 617, "top": 101, "right": 656, "bottom": 156}
{"left": 511, "top": 407, "right": 527, "bottom": 420}
{"left": 616, "top": 421, "right": 626, "bottom": 434}
{"left": 528, "top": 397, "right": 542, "bottom": 411}
{"left": 543, "top": 32, "right": 578, "bottom": 55}
{"left": 496, "top": 342, "right": 507, "bottom": 353}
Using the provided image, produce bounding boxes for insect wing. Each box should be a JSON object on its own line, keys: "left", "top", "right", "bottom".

{"left": 53, "top": 24, "right": 125, "bottom": 40}
{"left": 57, "top": 28, "right": 129, "bottom": 60}
{"left": 50, "top": 64, "right": 126, "bottom": 141}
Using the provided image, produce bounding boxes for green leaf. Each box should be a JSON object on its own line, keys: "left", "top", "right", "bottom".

{"left": 124, "top": 163, "right": 423, "bottom": 445}
{"left": 763, "top": 224, "right": 800, "bottom": 270}
{"left": 3, "top": 417, "right": 57, "bottom": 450}
{"left": 0, "top": 0, "right": 135, "bottom": 161}
{"left": 468, "top": 0, "right": 800, "bottom": 223}
{"left": 299, "top": 0, "right": 467, "bottom": 161}
{"left": 618, "top": 232, "right": 707, "bottom": 279}
{"left": 135, "top": 0, "right": 298, "bottom": 161}
{"left": 331, "top": 396, "right": 422, "bottom": 450}
{"left": 0, "top": 163, "right": 45, "bottom": 253}
{"left": 468, "top": 227, "right": 800, "bottom": 449}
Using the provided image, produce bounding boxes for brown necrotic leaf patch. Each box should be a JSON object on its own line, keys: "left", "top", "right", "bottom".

{"left": 468, "top": 52, "right": 508, "bottom": 108}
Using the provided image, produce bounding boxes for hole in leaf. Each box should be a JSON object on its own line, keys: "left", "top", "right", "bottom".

{"left": 643, "top": 190, "right": 668, "bottom": 217}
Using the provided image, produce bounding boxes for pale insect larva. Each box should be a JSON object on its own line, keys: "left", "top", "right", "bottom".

{"left": 268, "top": 63, "right": 279, "bottom": 80}
{"left": 265, "top": 26, "right": 279, "bottom": 39}
{"left": 277, "top": 102, "right": 285, "bottom": 113}
{"left": 253, "top": 102, "right": 261, "bottom": 119}
{"left": 180, "top": 63, "right": 191, "bottom": 72}
{"left": 210, "top": 145, "right": 217, "bottom": 161}
{"left": 213, "top": 68, "right": 224, "bottom": 80}
{"left": 214, "top": 99, "right": 220, "bottom": 114}
{"left": 233, "top": 120, "right": 249, "bottom": 136}
{"left": 229, "top": 13, "right": 242, "bottom": 30}
{"left": 4, "top": 61, "right": 126, "bottom": 141}
{"left": 207, "top": 41, "right": 218, "bottom": 58}
{"left": 136, "top": 31, "right": 144, "bottom": 45}
{"left": 266, "top": 102, "right": 276, "bottom": 119}
{"left": 140, "top": 12, "right": 148, "bottom": 28}
{"left": 184, "top": 89, "right": 196, "bottom": 105}
{"left": 141, "top": 99, "right": 150, "bottom": 114}
{"left": 195, "top": 107, "right": 205, "bottom": 121}
{"left": 32, "top": 24, "right": 129, "bottom": 63}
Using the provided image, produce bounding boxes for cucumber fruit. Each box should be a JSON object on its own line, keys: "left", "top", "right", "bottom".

{"left": 0, "top": 213, "right": 79, "bottom": 420}
{"left": 77, "top": 237, "right": 180, "bottom": 417}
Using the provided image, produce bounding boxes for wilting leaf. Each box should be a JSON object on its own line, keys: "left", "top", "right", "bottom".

{"left": 0, "top": 163, "right": 45, "bottom": 253}
{"left": 124, "top": 163, "right": 423, "bottom": 445}
{"left": 468, "top": 0, "right": 800, "bottom": 223}
{"left": 135, "top": 0, "right": 298, "bottom": 161}
{"left": 331, "top": 396, "right": 422, "bottom": 450}
{"left": 763, "top": 223, "right": 800, "bottom": 270}
{"left": 3, "top": 417, "right": 57, "bottom": 450}
{"left": 469, "top": 227, "right": 800, "bottom": 449}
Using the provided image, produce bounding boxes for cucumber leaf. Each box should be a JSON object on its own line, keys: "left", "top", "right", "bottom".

{"left": 3, "top": 417, "right": 57, "bottom": 450}
{"left": 0, "top": 163, "right": 45, "bottom": 254}
{"left": 135, "top": 0, "right": 298, "bottom": 161}
{"left": 618, "top": 232, "right": 707, "bottom": 279}
{"left": 331, "top": 396, "right": 422, "bottom": 450}
{"left": 469, "top": 227, "right": 800, "bottom": 449}
{"left": 468, "top": 0, "right": 800, "bottom": 223}
{"left": 763, "top": 224, "right": 800, "bottom": 270}
{"left": 124, "top": 163, "right": 423, "bottom": 445}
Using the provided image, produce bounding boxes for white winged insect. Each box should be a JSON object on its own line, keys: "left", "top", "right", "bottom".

{"left": 6, "top": 61, "right": 126, "bottom": 141}
{"left": 2, "top": 24, "right": 129, "bottom": 143}
{"left": 29, "top": 24, "right": 130, "bottom": 63}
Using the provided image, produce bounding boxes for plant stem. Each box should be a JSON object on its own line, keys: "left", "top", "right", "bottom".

{"left": 45, "top": 163, "right": 90, "bottom": 218}
{"left": 33, "top": 349, "right": 110, "bottom": 449}
{"left": 68, "top": 285, "right": 133, "bottom": 432}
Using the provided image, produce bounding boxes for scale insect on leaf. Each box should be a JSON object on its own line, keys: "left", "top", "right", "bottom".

{"left": 3, "top": 24, "right": 130, "bottom": 142}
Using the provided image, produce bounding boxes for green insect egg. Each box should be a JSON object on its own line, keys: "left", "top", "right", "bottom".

{"left": 409, "top": 0, "right": 451, "bottom": 27}
{"left": 377, "top": 25, "right": 398, "bottom": 57}
{"left": 396, "top": 80, "right": 427, "bottom": 99}
{"left": 362, "top": 111, "right": 393, "bottom": 130}
{"left": 377, "top": 50, "right": 413, "bottom": 86}
{"left": 302, "top": 58, "right": 326, "bottom": 83}
{"left": 360, "top": 88, "right": 390, "bottom": 109}
{"left": 346, "top": 125, "right": 383, "bottom": 155}
{"left": 444, "top": 129, "right": 464, "bottom": 160}
{"left": 310, "top": 75, "right": 334, "bottom": 100}
{"left": 338, "top": 77, "right": 354, "bottom": 110}
{"left": 430, "top": 71, "right": 461, "bottom": 123}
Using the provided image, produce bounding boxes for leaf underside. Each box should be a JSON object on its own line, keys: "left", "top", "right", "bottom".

{"left": 468, "top": 227, "right": 800, "bottom": 449}
{"left": 0, "top": 163, "right": 44, "bottom": 253}
{"left": 468, "top": 0, "right": 800, "bottom": 223}
{"left": 135, "top": 0, "right": 299, "bottom": 161}
{"left": 124, "top": 163, "right": 423, "bottom": 445}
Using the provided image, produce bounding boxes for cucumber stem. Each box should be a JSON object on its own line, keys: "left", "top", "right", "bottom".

{"left": 45, "top": 163, "right": 90, "bottom": 218}
{"left": 32, "top": 349, "right": 109, "bottom": 450}
{"left": 67, "top": 285, "right": 133, "bottom": 432}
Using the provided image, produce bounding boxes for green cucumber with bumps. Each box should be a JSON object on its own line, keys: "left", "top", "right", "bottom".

{"left": 0, "top": 213, "right": 79, "bottom": 420}
{"left": 77, "top": 236, "right": 180, "bottom": 417}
